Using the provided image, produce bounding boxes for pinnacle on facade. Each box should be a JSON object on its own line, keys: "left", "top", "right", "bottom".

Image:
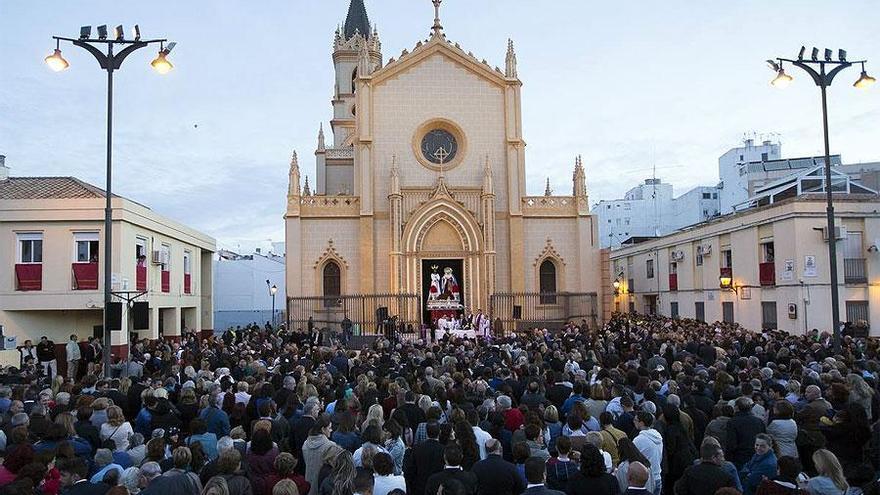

{"left": 430, "top": 0, "right": 445, "bottom": 40}
{"left": 344, "top": 0, "right": 371, "bottom": 41}
{"left": 317, "top": 123, "right": 326, "bottom": 151}
{"left": 505, "top": 39, "right": 518, "bottom": 79}
{"left": 358, "top": 40, "right": 372, "bottom": 75}
{"left": 303, "top": 176, "right": 312, "bottom": 196}
{"left": 573, "top": 155, "right": 587, "bottom": 198}
{"left": 288, "top": 151, "right": 301, "bottom": 197}
{"left": 482, "top": 155, "right": 494, "bottom": 195}
{"left": 544, "top": 177, "right": 552, "bottom": 196}
{"left": 390, "top": 155, "right": 401, "bottom": 196}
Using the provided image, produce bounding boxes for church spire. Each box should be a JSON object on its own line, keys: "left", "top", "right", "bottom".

{"left": 544, "top": 177, "right": 552, "bottom": 196}
{"left": 344, "top": 0, "right": 371, "bottom": 40}
{"left": 317, "top": 123, "right": 325, "bottom": 151}
{"left": 430, "top": 0, "right": 445, "bottom": 40}
{"left": 288, "top": 151, "right": 301, "bottom": 197}
{"left": 505, "top": 39, "right": 518, "bottom": 79}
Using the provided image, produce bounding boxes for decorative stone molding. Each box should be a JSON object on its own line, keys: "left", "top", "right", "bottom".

{"left": 521, "top": 196, "right": 577, "bottom": 216}
{"left": 313, "top": 239, "right": 349, "bottom": 270}
{"left": 534, "top": 238, "right": 566, "bottom": 267}
{"left": 300, "top": 196, "right": 360, "bottom": 217}
{"left": 325, "top": 147, "right": 355, "bottom": 159}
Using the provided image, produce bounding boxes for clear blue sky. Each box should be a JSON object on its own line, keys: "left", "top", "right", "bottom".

{"left": 2, "top": 1, "right": 878, "bottom": 251}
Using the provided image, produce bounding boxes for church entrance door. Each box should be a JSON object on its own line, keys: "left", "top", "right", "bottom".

{"left": 421, "top": 258, "right": 464, "bottom": 327}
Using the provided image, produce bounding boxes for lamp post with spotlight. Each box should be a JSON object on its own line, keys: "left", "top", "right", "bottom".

{"left": 267, "top": 280, "right": 278, "bottom": 330}
{"left": 767, "top": 47, "right": 874, "bottom": 354}
{"left": 46, "top": 25, "right": 176, "bottom": 377}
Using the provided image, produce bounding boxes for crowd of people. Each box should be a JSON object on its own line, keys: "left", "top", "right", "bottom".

{"left": 0, "top": 312, "right": 879, "bottom": 495}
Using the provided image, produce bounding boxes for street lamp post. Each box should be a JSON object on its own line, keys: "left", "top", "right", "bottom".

{"left": 267, "top": 280, "right": 278, "bottom": 329}
{"left": 768, "top": 47, "right": 874, "bottom": 354}
{"left": 46, "top": 25, "right": 175, "bottom": 377}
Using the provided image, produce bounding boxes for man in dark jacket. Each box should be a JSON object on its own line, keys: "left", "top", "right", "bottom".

{"left": 58, "top": 457, "right": 109, "bottom": 495}
{"left": 398, "top": 390, "right": 426, "bottom": 429}
{"left": 291, "top": 399, "right": 319, "bottom": 473}
{"left": 674, "top": 443, "right": 735, "bottom": 495}
{"left": 425, "top": 444, "right": 478, "bottom": 495}
{"left": 522, "top": 456, "right": 565, "bottom": 495}
{"left": 725, "top": 397, "right": 765, "bottom": 468}
{"left": 404, "top": 422, "right": 446, "bottom": 495}
{"left": 471, "top": 439, "right": 526, "bottom": 495}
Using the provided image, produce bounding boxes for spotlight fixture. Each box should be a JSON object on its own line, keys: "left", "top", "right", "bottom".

{"left": 797, "top": 46, "right": 806, "bottom": 60}
{"left": 114, "top": 25, "right": 124, "bottom": 40}
{"left": 132, "top": 24, "right": 141, "bottom": 41}
{"left": 824, "top": 48, "right": 833, "bottom": 62}
{"left": 80, "top": 26, "right": 91, "bottom": 39}
{"left": 769, "top": 61, "right": 793, "bottom": 88}
{"left": 854, "top": 62, "right": 876, "bottom": 89}
{"left": 838, "top": 49, "right": 847, "bottom": 62}
{"left": 811, "top": 47, "right": 819, "bottom": 61}
{"left": 97, "top": 25, "right": 108, "bottom": 40}
{"left": 44, "top": 40, "right": 69, "bottom": 72}
{"left": 150, "top": 41, "right": 176, "bottom": 74}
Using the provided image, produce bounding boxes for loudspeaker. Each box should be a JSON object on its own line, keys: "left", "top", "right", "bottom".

{"left": 376, "top": 306, "right": 389, "bottom": 322}
{"left": 107, "top": 302, "right": 123, "bottom": 331}
{"left": 513, "top": 305, "right": 522, "bottom": 320}
{"left": 132, "top": 302, "right": 149, "bottom": 330}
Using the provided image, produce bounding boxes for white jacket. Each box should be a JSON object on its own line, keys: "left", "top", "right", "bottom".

{"left": 633, "top": 428, "right": 664, "bottom": 483}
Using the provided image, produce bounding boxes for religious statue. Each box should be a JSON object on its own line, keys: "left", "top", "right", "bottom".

{"left": 440, "top": 266, "right": 460, "bottom": 301}
{"left": 428, "top": 268, "right": 441, "bottom": 301}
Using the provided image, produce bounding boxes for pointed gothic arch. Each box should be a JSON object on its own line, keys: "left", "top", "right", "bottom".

{"left": 313, "top": 239, "right": 348, "bottom": 304}
{"left": 533, "top": 238, "right": 565, "bottom": 301}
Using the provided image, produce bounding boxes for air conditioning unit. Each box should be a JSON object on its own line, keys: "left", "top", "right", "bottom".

{"left": 822, "top": 226, "right": 848, "bottom": 241}
{"left": 671, "top": 250, "right": 685, "bottom": 261}
{"left": 151, "top": 250, "right": 163, "bottom": 264}
{"left": 697, "top": 244, "right": 712, "bottom": 256}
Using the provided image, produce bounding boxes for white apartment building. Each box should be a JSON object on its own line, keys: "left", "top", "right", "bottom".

{"left": 610, "top": 179, "right": 879, "bottom": 334}
{"left": 0, "top": 160, "right": 215, "bottom": 362}
{"left": 593, "top": 179, "right": 722, "bottom": 249}
{"left": 214, "top": 249, "right": 286, "bottom": 330}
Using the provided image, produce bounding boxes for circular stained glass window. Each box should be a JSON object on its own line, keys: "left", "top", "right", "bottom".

{"left": 420, "top": 129, "right": 458, "bottom": 164}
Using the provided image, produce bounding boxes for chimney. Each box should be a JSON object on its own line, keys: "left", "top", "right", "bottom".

{"left": 0, "top": 155, "right": 8, "bottom": 181}
{"left": 255, "top": 247, "right": 261, "bottom": 254}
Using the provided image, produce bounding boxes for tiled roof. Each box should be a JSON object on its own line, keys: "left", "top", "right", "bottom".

{"left": 0, "top": 176, "right": 108, "bottom": 200}
{"left": 344, "top": 0, "right": 370, "bottom": 40}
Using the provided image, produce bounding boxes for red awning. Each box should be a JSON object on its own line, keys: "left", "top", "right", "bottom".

{"left": 15, "top": 264, "right": 42, "bottom": 291}
{"left": 72, "top": 262, "right": 99, "bottom": 290}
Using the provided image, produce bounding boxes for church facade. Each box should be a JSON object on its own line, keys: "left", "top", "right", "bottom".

{"left": 285, "top": 0, "right": 608, "bottom": 329}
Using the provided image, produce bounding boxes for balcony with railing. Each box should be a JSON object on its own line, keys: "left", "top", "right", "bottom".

{"left": 668, "top": 274, "right": 678, "bottom": 291}
{"left": 759, "top": 262, "right": 776, "bottom": 286}
{"left": 845, "top": 258, "right": 867, "bottom": 284}
{"left": 15, "top": 264, "right": 42, "bottom": 291}
{"left": 136, "top": 264, "right": 147, "bottom": 291}
{"left": 72, "top": 262, "right": 98, "bottom": 290}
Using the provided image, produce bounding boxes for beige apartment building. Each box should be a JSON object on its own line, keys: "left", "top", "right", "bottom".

{"left": 610, "top": 181, "right": 880, "bottom": 334}
{"left": 0, "top": 163, "right": 215, "bottom": 359}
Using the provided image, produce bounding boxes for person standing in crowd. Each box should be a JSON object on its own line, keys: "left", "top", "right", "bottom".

{"left": 37, "top": 335, "right": 57, "bottom": 379}
{"left": 632, "top": 412, "right": 663, "bottom": 495}
{"left": 471, "top": 439, "right": 525, "bottom": 495}
{"left": 740, "top": 434, "right": 778, "bottom": 495}
{"left": 18, "top": 339, "right": 37, "bottom": 369}
{"left": 66, "top": 334, "right": 82, "bottom": 380}
{"left": 673, "top": 442, "right": 735, "bottom": 495}
{"left": 726, "top": 397, "right": 765, "bottom": 469}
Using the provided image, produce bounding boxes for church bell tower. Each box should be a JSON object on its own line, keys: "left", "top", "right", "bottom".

{"left": 330, "top": 0, "right": 382, "bottom": 151}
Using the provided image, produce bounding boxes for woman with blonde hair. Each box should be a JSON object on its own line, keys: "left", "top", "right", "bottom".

{"left": 806, "top": 449, "right": 848, "bottom": 495}
{"left": 272, "top": 479, "right": 299, "bottom": 495}
{"left": 361, "top": 403, "right": 384, "bottom": 431}
{"left": 202, "top": 476, "right": 230, "bottom": 495}
{"left": 101, "top": 405, "right": 134, "bottom": 451}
